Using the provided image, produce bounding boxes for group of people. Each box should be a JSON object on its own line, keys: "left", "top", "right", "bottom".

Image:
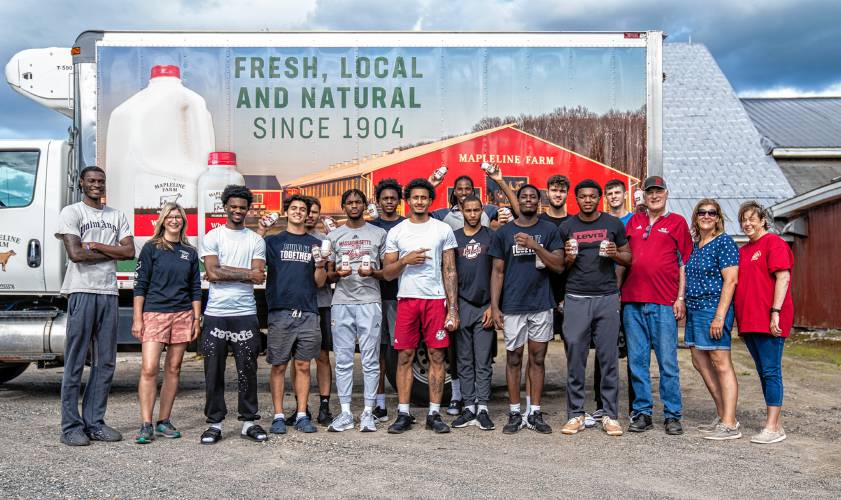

{"left": 54, "top": 163, "right": 794, "bottom": 447}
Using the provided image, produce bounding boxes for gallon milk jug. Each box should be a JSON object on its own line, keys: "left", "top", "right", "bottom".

{"left": 105, "top": 64, "right": 215, "bottom": 252}
{"left": 197, "top": 152, "right": 246, "bottom": 251}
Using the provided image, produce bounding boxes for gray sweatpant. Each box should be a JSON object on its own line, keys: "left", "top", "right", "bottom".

{"left": 61, "top": 293, "right": 119, "bottom": 434}
{"left": 563, "top": 293, "right": 621, "bottom": 419}
{"left": 332, "top": 303, "right": 382, "bottom": 408}
{"left": 456, "top": 299, "right": 495, "bottom": 406}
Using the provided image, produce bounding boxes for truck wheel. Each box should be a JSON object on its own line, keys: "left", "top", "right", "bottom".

{"left": 0, "top": 362, "right": 29, "bottom": 384}
{"left": 383, "top": 342, "right": 452, "bottom": 407}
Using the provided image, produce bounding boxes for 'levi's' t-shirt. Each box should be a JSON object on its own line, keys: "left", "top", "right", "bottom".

{"left": 558, "top": 213, "right": 627, "bottom": 296}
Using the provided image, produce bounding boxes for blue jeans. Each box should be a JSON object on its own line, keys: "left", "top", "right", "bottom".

{"left": 623, "top": 303, "right": 682, "bottom": 419}
{"left": 742, "top": 333, "right": 785, "bottom": 407}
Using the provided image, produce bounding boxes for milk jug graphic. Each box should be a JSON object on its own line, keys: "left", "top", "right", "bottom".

{"left": 105, "top": 65, "right": 215, "bottom": 252}
{"left": 197, "top": 152, "right": 246, "bottom": 250}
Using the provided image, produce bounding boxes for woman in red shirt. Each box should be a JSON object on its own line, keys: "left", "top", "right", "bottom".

{"left": 734, "top": 201, "right": 793, "bottom": 445}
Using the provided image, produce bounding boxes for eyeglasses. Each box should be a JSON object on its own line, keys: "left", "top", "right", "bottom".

{"left": 696, "top": 209, "right": 718, "bottom": 218}
{"left": 164, "top": 215, "right": 183, "bottom": 221}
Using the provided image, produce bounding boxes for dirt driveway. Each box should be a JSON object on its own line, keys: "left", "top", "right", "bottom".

{"left": 1, "top": 333, "right": 839, "bottom": 499}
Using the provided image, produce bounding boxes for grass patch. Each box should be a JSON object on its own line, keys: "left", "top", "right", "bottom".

{"left": 786, "top": 330, "right": 841, "bottom": 366}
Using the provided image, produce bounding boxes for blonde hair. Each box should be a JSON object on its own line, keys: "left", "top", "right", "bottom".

{"left": 691, "top": 198, "right": 726, "bottom": 242}
{"left": 150, "top": 203, "right": 192, "bottom": 250}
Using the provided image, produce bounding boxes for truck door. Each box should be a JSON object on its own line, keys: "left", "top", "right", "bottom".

{"left": 0, "top": 147, "right": 46, "bottom": 293}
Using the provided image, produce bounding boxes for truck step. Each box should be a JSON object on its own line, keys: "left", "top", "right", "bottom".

{"left": 0, "top": 310, "right": 61, "bottom": 320}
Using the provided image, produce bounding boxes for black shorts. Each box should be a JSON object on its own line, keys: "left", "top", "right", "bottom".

{"left": 319, "top": 306, "right": 332, "bottom": 351}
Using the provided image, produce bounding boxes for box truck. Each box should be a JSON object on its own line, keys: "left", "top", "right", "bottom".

{"left": 0, "top": 31, "right": 663, "bottom": 402}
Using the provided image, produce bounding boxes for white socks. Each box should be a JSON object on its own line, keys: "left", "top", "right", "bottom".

{"left": 296, "top": 411, "right": 307, "bottom": 421}
{"left": 341, "top": 403, "right": 351, "bottom": 414}
{"left": 210, "top": 423, "right": 222, "bottom": 431}
{"left": 274, "top": 413, "right": 284, "bottom": 421}
{"left": 241, "top": 421, "right": 254, "bottom": 435}
{"left": 510, "top": 403, "right": 521, "bottom": 414}
{"left": 530, "top": 405, "right": 541, "bottom": 415}
{"left": 429, "top": 403, "right": 441, "bottom": 415}
{"left": 376, "top": 394, "right": 386, "bottom": 409}
{"left": 398, "top": 403, "right": 410, "bottom": 414}
{"left": 478, "top": 404, "right": 488, "bottom": 413}
{"left": 451, "top": 379, "right": 462, "bottom": 400}
{"left": 364, "top": 405, "right": 373, "bottom": 414}
{"left": 526, "top": 396, "right": 532, "bottom": 414}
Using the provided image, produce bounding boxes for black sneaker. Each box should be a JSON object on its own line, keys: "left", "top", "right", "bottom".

{"left": 476, "top": 410, "right": 495, "bottom": 431}
{"left": 387, "top": 412, "right": 414, "bottom": 434}
{"left": 373, "top": 406, "right": 389, "bottom": 422}
{"left": 60, "top": 428, "right": 90, "bottom": 447}
{"left": 502, "top": 411, "right": 524, "bottom": 434}
{"left": 664, "top": 418, "right": 684, "bottom": 435}
{"left": 317, "top": 404, "right": 333, "bottom": 426}
{"left": 628, "top": 413, "right": 653, "bottom": 433}
{"left": 452, "top": 408, "right": 477, "bottom": 428}
{"left": 285, "top": 407, "right": 312, "bottom": 426}
{"left": 86, "top": 424, "right": 123, "bottom": 442}
{"left": 526, "top": 410, "right": 552, "bottom": 434}
{"left": 446, "top": 399, "right": 464, "bottom": 416}
{"left": 425, "top": 412, "right": 451, "bottom": 433}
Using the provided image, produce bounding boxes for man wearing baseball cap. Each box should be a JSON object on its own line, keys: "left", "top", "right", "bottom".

{"left": 619, "top": 176, "right": 692, "bottom": 435}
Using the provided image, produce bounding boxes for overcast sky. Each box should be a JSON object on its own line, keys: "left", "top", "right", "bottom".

{"left": 1, "top": 0, "right": 839, "bottom": 140}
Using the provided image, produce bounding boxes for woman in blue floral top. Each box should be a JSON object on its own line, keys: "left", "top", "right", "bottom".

{"left": 685, "top": 198, "right": 740, "bottom": 440}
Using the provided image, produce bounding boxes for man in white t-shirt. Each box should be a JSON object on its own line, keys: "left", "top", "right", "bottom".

{"left": 55, "top": 166, "right": 134, "bottom": 446}
{"left": 198, "top": 185, "right": 267, "bottom": 445}
{"left": 382, "top": 178, "right": 459, "bottom": 434}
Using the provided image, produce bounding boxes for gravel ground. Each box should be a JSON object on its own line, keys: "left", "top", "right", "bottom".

{"left": 1, "top": 335, "right": 840, "bottom": 499}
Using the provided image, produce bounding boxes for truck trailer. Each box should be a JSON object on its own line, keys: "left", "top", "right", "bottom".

{"left": 0, "top": 31, "right": 663, "bottom": 401}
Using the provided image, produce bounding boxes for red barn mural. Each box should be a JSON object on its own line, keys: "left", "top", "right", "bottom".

{"left": 285, "top": 124, "right": 639, "bottom": 216}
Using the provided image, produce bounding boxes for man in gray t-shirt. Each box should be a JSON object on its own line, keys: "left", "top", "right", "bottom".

{"left": 54, "top": 166, "right": 134, "bottom": 446}
{"left": 324, "top": 189, "right": 387, "bottom": 432}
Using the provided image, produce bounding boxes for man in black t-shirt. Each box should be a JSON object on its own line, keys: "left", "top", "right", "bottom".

{"left": 369, "top": 178, "right": 405, "bottom": 422}
{"left": 450, "top": 196, "right": 496, "bottom": 431}
{"left": 264, "top": 195, "right": 328, "bottom": 435}
{"left": 557, "top": 180, "right": 631, "bottom": 437}
{"left": 490, "top": 184, "right": 564, "bottom": 435}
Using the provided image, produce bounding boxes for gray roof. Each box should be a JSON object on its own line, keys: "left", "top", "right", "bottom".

{"left": 740, "top": 97, "right": 841, "bottom": 150}
{"left": 662, "top": 43, "right": 794, "bottom": 236}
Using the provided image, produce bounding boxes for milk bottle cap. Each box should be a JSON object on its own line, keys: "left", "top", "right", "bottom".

{"left": 150, "top": 65, "right": 181, "bottom": 79}
{"left": 208, "top": 152, "right": 237, "bottom": 166}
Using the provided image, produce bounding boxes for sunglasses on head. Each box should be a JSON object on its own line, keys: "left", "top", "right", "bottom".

{"left": 696, "top": 209, "right": 718, "bottom": 218}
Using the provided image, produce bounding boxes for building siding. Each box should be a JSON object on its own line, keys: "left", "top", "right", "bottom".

{"left": 791, "top": 199, "right": 841, "bottom": 329}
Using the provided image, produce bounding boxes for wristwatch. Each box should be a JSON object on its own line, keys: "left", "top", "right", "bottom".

{"left": 770, "top": 307, "right": 782, "bottom": 314}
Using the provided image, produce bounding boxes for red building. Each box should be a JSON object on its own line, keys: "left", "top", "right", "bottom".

{"left": 285, "top": 124, "right": 640, "bottom": 215}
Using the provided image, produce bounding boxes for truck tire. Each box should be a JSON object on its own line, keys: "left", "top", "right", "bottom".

{"left": 0, "top": 362, "right": 29, "bottom": 384}
{"left": 383, "top": 342, "right": 452, "bottom": 407}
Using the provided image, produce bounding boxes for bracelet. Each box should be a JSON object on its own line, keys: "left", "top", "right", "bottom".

{"left": 713, "top": 316, "right": 723, "bottom": 321}
{"left": 770, "top": 308, "right": 781, "bottom": 314}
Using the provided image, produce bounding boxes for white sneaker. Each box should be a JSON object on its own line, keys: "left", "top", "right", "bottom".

{"left": 750, "top": 427, "right": 786, "bottom": 444}
{"left": 327, "top": 411, "right": 354, "bottom": 432}
{"left": 359, "top": 411, "right": 377, "bottom": 433}
{"left": 584, "top": 413, "right": 596, "bottom": 428}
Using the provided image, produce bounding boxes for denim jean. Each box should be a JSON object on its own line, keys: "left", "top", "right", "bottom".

{"left": 61, "top": 293, "right": 119, "bottom": 434}
{"left": 623, "top": 302, "right": 682, "bottom": 420}
{"left": 742, "top": 333, "right": 785, "bottom": 407}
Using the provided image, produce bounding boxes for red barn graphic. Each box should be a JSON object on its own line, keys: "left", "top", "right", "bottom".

{"left": 285, "top": 124, "right": 639, "bottom": 216}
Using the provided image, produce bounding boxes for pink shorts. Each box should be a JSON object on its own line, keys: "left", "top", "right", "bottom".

{"left": 394, "top": 298, "right": 449, "bottom": 350}
{"left": 142, "top": 310, "right": 193, "bottom": 345}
